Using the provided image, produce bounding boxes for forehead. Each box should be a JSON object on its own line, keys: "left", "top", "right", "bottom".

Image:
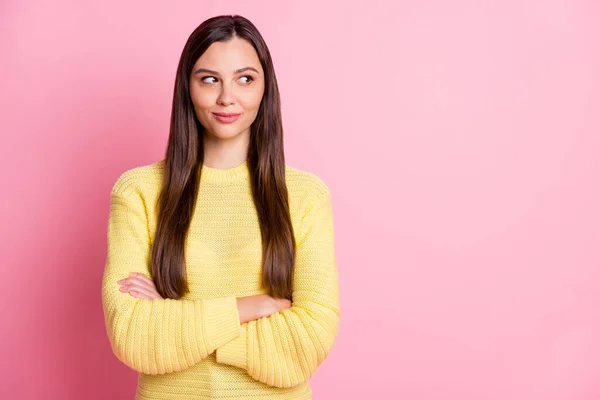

{"left": 194, "top": 38, "right": 262, "bottom": 73}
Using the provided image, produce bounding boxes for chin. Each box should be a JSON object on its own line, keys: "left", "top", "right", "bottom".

{"left": 206, "top": 126, "right": 247, "bottom": 139}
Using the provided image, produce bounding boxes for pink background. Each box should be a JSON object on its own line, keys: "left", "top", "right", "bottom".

{"left": 2, "top": 1, "right": 599, "bottom": 399}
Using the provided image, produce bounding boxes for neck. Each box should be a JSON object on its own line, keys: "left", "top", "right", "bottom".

{"left": 199, "top": 158, "right": 250, "bottom": 183}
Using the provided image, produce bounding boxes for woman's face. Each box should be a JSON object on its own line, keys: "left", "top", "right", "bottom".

{"left": 189, "top": 37, "right": 265, "bottom": 141}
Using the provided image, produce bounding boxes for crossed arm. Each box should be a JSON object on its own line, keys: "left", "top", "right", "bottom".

{"left": 102, "top": 182, "right": 340, "bottom": 388}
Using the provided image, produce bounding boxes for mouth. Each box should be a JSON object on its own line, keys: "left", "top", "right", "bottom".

{"left": 212, "top": 112, "right": 241, "bottom": 124}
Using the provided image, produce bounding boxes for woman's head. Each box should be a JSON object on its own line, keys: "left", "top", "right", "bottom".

{"left": 169, "top": 15, "right": 282, "bottom": 160}
{"left": 189, "top": 37, "right": 264, "bottom": 142}
{"left": 153, "top": 15, "right": 296, "bottom": 300}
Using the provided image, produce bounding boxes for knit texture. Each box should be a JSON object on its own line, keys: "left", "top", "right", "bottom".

{"left": 101, "top": 159, "right": 340, "bottom": 400}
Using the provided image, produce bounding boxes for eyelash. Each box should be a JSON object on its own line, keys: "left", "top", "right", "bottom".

{"left": 201, "top": 75, "right": 254, "bottom": 84}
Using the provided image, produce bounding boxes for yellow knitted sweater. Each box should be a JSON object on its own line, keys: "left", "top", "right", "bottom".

{"left": 101, "top": 159, "right": 340, "bottom": 400}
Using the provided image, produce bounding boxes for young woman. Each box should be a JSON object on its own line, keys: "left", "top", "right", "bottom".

{"left": 101, "top": 14, "right": 340, "bottom": 400}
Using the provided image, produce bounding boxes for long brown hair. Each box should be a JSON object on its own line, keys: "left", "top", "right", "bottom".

{"left": 151, "top": 15, "right": 295, "bottom": 301}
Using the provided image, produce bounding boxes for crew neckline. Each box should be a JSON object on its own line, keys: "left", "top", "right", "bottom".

{"left": 199, "top": 159, "right": 250, "bottom": 183}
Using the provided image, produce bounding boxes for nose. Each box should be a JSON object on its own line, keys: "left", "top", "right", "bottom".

{"left": 216, "top": 82, "right": 236, "bottom": 106}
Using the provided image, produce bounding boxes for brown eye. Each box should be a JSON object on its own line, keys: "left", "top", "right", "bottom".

{"left": 202, "top": 76, "right": 217, "bottom": 84}
{"left": 239, "top": 75, "right": 254, "bottom": 84}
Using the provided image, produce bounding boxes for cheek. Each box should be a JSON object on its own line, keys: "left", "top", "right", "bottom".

{"left": 240, "top": 90, "right": 264, "bottom": 112}
{"left": 190, "top": 86, "right": 215, "bottom": 112}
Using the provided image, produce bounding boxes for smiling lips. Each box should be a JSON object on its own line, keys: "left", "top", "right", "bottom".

{"left": 212, "top": 112, "right": 241, "bottom": 123}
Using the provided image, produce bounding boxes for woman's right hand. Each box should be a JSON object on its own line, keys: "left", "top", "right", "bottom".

{"left": 265, "top": 296, "right": 292, "bottom": 315}
{"left": 236, "top": 294, "right": 292, "bottom": 324}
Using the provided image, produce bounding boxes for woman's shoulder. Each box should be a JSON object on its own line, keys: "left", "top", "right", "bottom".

{"left": 284, "top": 163, "right": 331, "bottom": 203}
{"left": 110, "top": 159, "right": 165, "bottom": 199}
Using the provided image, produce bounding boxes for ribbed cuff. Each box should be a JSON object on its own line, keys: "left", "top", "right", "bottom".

{"left": 201, "top": 297, "right": 241, "bottom": 350}
{"left": 216, "top": 323, "right": 248, "bottom": 369}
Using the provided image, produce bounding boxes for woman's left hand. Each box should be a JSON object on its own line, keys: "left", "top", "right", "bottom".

{"left": 118, "top": 273, "right": 164, "bottom": 300}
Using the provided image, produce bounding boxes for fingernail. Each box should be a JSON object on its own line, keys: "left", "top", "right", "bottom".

{"left": 130, "top": 273, "right": 137, "bottom": 277}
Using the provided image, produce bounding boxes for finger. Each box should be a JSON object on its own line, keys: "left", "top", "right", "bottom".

{"left": 126, "top": 275, "right": 157, "bottom": 291}
{"left": 125, "top": 283, "right": 159, "bottom": 299}
{"left": 130, "top": 290, "right": 152, "bottom": 300}
{"left": 126, "top": 278, "right": 155, "bottom": 292}
{"left": 119, "top": 281, "right": 150, "bottom": 295}
{"left": 119, "top": 273, "right": 151, "bottom": 285}
{"left": 275, "top": 299, "right": 291, "bottom": 311}
{"left": 135, "top": 289, "right": 162, "bottom": 300}
{"left": 130, "top": 276, "right": 162, "bottom": 299}
{"left": 126, "top": 285, "right": 160, "bottom": 300}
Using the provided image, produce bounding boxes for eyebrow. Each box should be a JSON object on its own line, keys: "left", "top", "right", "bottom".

{"left": 193, "top": 67, "right": 260, "bottom": 75}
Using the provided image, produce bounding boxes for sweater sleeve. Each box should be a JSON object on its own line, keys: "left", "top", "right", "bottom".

{"left": 215, "top": 185, "right": 341, "bottom": 388}
{"left": 101, "top": 181, "right": 242, "bottom": 375}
